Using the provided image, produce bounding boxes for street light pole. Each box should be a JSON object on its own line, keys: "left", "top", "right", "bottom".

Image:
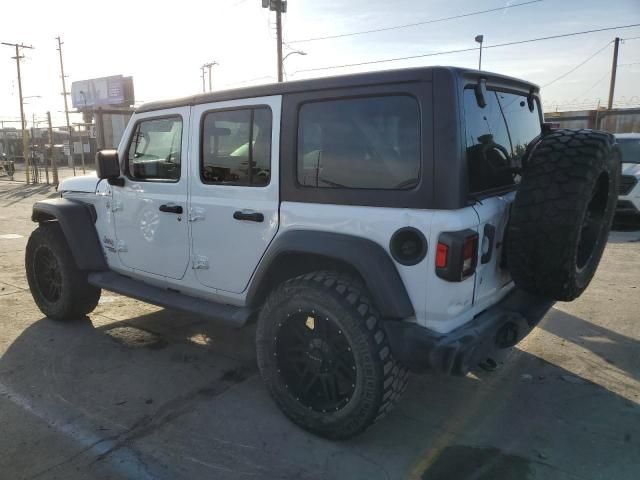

{"left": 282, "top": 49, "right": 306, "bottom": 80}
{"left": 282, "top": 50, "right": 306, "bottom": 63}
{"left": 475, "top": 35, "right": 484, "bottom": 70}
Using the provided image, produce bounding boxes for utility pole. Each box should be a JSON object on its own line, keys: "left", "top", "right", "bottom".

{"left": 202, "top": 61, "right": 219, "bottom": 92}
{"left": 200, "top": 66, "right": 206, "bottom": 93}
{"left": 56, "top": 36, "right": 76, "bottom": 175}
{"left": 47, "top": 112, "right": 58, "bottom": 186}
{"left": 276, "top": 6, "right": 283, "bottom": 82}
{"left": 607, "top": 37, "right": 620, "bottom": 110}
{"left": 262, "top": 0, "right": 287, "bottom": 83}
{"left": 2, "top": 41, "right": 34, "bottom": 184}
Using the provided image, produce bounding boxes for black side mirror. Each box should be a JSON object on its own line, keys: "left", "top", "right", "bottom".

{"left": 475, "top": 78, "right": 488, "bottom": 108}
{"left": 95, "top": 150, "right": 123, "bottom": 185}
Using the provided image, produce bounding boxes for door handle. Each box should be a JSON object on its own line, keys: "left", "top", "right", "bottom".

{"left": 159, "top": 204, "right": 183, "bottom": 214}
{"left": 233, "top": 210, "right": 264, "bottom": 222}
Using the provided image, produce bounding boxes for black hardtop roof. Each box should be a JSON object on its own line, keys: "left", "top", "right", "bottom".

{"left": 136, "top": 65, "right": 538, "bottom": 113}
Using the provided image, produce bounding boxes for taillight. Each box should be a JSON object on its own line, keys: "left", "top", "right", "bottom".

{"left": 435, "top": 242, "right": 448, "bottom": 268}
{"left": 435, "top": 230, "right": 479, "bottom": 282}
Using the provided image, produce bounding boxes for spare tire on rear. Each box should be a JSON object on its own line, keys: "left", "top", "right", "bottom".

{"left": 507, "top": 129, "right": 620, "bottom": 301}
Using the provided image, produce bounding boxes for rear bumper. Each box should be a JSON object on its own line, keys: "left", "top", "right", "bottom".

{"left": 383, "top": 289, "right": 554, "bottom": 375}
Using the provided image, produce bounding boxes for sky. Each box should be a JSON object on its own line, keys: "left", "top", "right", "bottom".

{"left": 0, "top": 0, "right": 639, "bottom": 127}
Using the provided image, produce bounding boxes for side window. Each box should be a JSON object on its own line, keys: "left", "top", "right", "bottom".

{"left": 127, "top": 117, "right": 182, "bottom": 181}
{"left": 297, "top": 95, "right": 420, "bottom": 190}
{"left": 201, "top": 107, "right": 272, "bottom": 186}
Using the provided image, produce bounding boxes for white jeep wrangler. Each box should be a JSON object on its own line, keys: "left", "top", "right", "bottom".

{"left": 25, "top": 67, "right": 619, "bottom": 439}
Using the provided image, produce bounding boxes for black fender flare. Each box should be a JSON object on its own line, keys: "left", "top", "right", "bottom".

{"left": 31, "top": 198, "right": 108, "bottom": 271}
{"left": 246, "top": 230, "right": 415, "bottom": 319}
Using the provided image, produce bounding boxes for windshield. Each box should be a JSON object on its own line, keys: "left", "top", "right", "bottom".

{"left": 617, "top": 138, "right": 640, "bottom": 164}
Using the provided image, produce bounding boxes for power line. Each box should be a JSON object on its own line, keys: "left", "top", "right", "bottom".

{"left": 288, "top": 0, "right": 543, "bottom": 44}
{"left": 575, "top": 72, "right": 610, "bottom": 98}
{"left": 542, "top": 41, "right": 612, "bottom": 88}
{"left": 294, "top": 23, "right": 640, "bottom": 74}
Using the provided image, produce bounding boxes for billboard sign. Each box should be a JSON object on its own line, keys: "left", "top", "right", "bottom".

{"left": 71, "top": 75, "right": 133, "bottom": 108}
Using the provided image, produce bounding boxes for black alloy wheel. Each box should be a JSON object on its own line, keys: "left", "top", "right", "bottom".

{"left": 25, "top": 223, "right": 101, "bottom": 320}
{"left": 33, "top": 246, "right": 63, "bottom": 303}
{"left": 256, "top": 271, "right": 409, "bottom": 439}
{"left": 275, "top": 311, "right": 356, "bottom": 413}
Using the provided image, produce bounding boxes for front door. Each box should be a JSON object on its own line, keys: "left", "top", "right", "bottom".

{"left": 113, "top": 107, "right": 191, "bottom": 279}
{"left": 189, "top": 96, "right": 281, "bottom": 293}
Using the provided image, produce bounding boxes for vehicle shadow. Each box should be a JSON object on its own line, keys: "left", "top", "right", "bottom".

{"left": 0, "top": 308, "right": 638, "bottom": 480}
{"left": 539, "top": 308, "right": 640, "bottom": 383}
{"left": 0, "top": 183, "right": 58, "bottom": 208}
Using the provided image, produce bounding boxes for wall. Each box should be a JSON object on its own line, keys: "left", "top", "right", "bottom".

{"left": 545, "top": 108, "right": 640, "bottom": 133}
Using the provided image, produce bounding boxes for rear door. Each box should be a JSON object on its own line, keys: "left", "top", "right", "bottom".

{"left": 463, "top": 88, "right": 542, "bottom": 306}
{"left": 189, "top": 96, "right": 281, "bottom": 293}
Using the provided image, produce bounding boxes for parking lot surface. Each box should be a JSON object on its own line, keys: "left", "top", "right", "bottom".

{"left": 0, "top": 181, "right": 638, "bottom": 480}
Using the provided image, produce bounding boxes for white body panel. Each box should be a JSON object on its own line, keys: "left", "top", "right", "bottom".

{"left": 112, "top": 106, "right": 192, "bottom": 280}
{"left": 189, "top": 96, "right": 281, "bottom": 293}
{"left": 620, "top": 162, "right": 640, "bottom": 211}
{"left": 58, "top": 173, "right": 99, "bottom": 194}
{"left": 472, "top": 193, "right": 514, "bottom": 308}
{"left": 278, "top": 201, "right": 513, "bottom": 333}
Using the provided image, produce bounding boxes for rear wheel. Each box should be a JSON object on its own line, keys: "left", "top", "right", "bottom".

{"left": 26, "top": 223, "right": 101, "bottom": 320}
{"left": 256, "top": 271, "right": 408, "bottom": 439}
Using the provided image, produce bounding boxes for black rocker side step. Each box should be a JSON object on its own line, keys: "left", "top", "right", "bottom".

{"left": 88, "top": 271, "right": 252, "bottom": 328}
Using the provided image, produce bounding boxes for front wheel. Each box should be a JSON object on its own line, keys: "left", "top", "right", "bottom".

{"left": 25, "top": 223, "right": 101, "bottom": 320}
{"left": 256, "top": 271, "right": 408, "bottom": 439}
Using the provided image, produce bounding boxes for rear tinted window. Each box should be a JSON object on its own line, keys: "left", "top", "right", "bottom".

{"left": 297, "top": 95, "right": 420, "bottom": 190}
{"left": 464, "top": 89, "right": 541, "bottom": 194}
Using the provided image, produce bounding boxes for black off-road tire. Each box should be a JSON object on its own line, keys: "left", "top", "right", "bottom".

{"left": 25, "top": 222, "right": 101, "bottom": 320}
{"left": 507, "top": 129, "right": 619, "bottom": 301}
{"left": 256, "top": 271, "right": 408, "bottom": 439}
